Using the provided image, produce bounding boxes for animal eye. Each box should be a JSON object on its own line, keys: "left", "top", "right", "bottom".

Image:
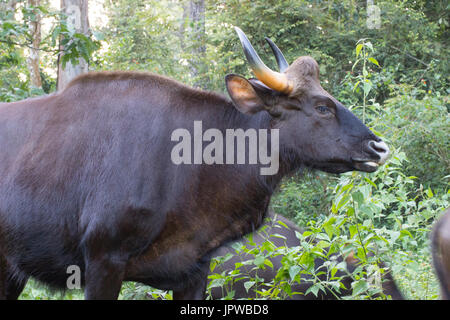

{"left": 316, "top": 105, "right": 331, "bottom": 114}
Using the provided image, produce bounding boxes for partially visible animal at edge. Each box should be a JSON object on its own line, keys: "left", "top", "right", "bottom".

{"left": 431, "top": 208, "right": 450, "bottom": 300}
{"left": 209, "top": 211, "right": 404, "bottom": 300}
{"left": 0, "top": 27, "right": 389, "bottom": 299}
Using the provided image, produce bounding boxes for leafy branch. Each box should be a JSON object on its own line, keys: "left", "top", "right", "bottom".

{"left": 352, "top": 39, "right": 380, "bottom": 124}
{"left": 0, "top": 5, "right": 101, "bottom": 70}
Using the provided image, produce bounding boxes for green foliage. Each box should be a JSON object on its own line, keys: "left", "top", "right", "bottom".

{"left": 90, "top": 0, "right": 448, "bottom": 98}
{"left": 203, "top": 0, "right": 448, "bottom": 97}
{"left": 19, "top": 279, "right": 84, "bottom": 300}
{"left": 0, "top": 1, "right": 101, "bottom": 102}
{"left": 352, "top": 39, "right": 380, "bottom": 123}
{"left": 19, "top": 279, "right": 171, "bottom": 300}
{"left": 101, "top": 0, "right": 183, "bottom": 75}
{"left": 208, "top": 149, "right": 448, "bottom": 300}
{"left": 271, "top": 171, "right": 332, "bottom": 226}
{"left": 52, "top": 19, "right": 101, "bottom": 69}
{"left": 119, "top": 282, "right": 172, "bottom": 300}
{"left": 379, "top": 85, "right": 449, "bottom": 190}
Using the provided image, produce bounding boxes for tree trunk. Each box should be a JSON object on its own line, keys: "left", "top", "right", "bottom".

{"left": 27, "top": 0, "right": 42, "bottom": 89}
{"left": 182, "top": 0, "right": 207, "bottom": 89}
{"left": 0, "top": 0, "right": 17, "bottom": 14}
{"left": 57, "top": 0, "right": 89, "bottom": 91}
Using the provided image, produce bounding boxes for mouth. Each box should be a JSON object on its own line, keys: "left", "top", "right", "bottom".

{"left": 312, "top": 157, "right": 383, "bottom": 174}
{"left": 351, "top": 158, "right": 381, "bottom": 172}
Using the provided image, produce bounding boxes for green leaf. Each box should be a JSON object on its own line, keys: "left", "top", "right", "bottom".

{"left": 331, "top": 202, "right": 337, "bottom": 214}
{"left": 323, "top": 224, "right": 334, "bottom": 239}
{"left": 349, "top": 225, "right": 358, "bottom": 239}
{"left": 356, "top": 43, "right": 363, "bottom": 57}
{"left": 336, "top": 194, "right": 350, "bottom": 210}
{"left": 288, "top": 265, "right": 301, "bottom": 281}
{"left": 264, "top": 259, "right": 274, "bottom": 269}
{"left": 254, "top": 255, "right": 265, "bottom": 267}
{"left": 209, "top": 260, "right": 217, "bottom": 272}
{"left": 277, "top": 220, "right": 289, "bottom": 229}
{"left": 209, "top": 278, "right": 226, "bottom": 289}
{"left": 400, "top": 229, "right": 413, "bottom": 239}
{"left": 368, "top": 57, "right": 380, "bottom": 67}
{"left": 364, "top": 177, "right": 377, "bottom": 189}
{"left": 296, "top": 230, "right": 306, "bottom": 239}
{"left": 306, "top": 283, "right": 324, "bottom": 297}
{"left": 363, "top": 66, "right": 368, "bottom": 77}
{"left": 389, "top": 230, "right": 401, "bottom": 243}
{"left": 270, "top": 233, "right": 287, "bottom": 240}
{"left": 244, "top": 281, "right": 255, "bottom": 292}
{"left": 352, "top": 280, "right": 369, "bottom": 296}
{"left": 341, "top": 183, "right": 354, "bottom": 192}
{"left": 363, "top": 81, "right": 373, "bottom": 96}
{"left": 246, "top": 232, "right": 255, "bottom": 246}
{"left": 346, "top": 207, "right": 355, "bottom": 217}
{"left": 316, "top": 240, "right": 331, "bottom": 250}
{"left": 352, "top": 191, "right": 364, "bottom": 206}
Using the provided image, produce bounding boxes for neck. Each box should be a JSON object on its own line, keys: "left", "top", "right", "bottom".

{"left": 214, "top": 100, "right": 302, "bottom": 193}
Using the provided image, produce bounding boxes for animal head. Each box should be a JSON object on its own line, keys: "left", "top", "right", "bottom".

{"left": 226, "top": 27, "right": 389, "bottom": 173}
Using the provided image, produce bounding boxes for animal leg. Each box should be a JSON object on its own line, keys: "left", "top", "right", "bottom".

{"left": 0, "top": 254, "right": 6, "bottom": 300}
{"left": 172, "top": 271, "right": 208, "bottom": 300}
{"left": 84, "top": 255, "right": 126, "bottom": 300}
{"left": 6, "top": 273, "right": 28, "bottom": 300}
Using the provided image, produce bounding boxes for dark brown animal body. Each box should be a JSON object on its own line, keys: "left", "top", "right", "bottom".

{"left": 431, "top": 208, "right": 450, "bottom": 300}
{"left": 0, "top": 73, "right": 271, "bottom": 299}
{"left": 0, "top": 29, "right": 389, "bottom": 299}
{"left": 209, "top": 212, "right": 404, "bottom": 300}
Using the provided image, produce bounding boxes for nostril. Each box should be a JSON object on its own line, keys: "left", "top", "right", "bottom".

{"left": 369, "top": 141, "right": 387, "bottom": 153}
{"left": 368, "top": 140, "right": 390, "bottom": 164}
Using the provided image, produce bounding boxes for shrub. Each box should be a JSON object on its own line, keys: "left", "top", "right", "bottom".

{"left": 378, "top": 85, "right": 449, "bottom": 190}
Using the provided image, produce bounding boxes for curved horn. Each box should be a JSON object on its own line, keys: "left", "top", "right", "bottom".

{"left": 234, "top": 27, "right": 293, "bottom": 94}
{"left": 264, "top": 37, "right": 289, "bottom": 72}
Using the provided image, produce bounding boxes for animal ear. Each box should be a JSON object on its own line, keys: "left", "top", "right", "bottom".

{"left": 225, "top": 74, "right": 267, "bottom": 114}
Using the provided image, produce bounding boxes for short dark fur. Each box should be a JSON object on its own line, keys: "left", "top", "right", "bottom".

{"left": 0, "top": 66, "right": 385, "bottom": 299}
{"left": 431, "top": 208, "right": 450, "bottom": 300}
